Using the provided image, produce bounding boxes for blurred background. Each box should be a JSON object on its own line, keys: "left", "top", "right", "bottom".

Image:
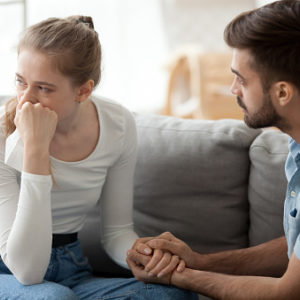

{"left": 0, "top": 0, "right": 274, "bottom": 119}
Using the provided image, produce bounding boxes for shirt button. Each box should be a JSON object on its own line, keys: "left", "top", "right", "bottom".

{"left": 291, "top": 191, "right": 296, "bottom": 197}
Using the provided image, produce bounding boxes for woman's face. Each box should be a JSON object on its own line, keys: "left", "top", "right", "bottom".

{"left": 16, "top": 48, "right": 81, "bottom": 122}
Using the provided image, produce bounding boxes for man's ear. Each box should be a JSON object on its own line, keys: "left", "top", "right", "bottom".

{"left": 76, "top": 79, "right": 94, "bottom": 103}
{"left": 272, "top": 81, "right": 294, "bottom": 107}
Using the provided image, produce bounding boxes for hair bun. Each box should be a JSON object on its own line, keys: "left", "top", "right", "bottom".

{"left": 76, "top": 16, "right": 94, "bottom": 29}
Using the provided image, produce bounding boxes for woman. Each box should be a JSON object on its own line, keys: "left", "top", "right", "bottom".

{"left": 0, "top": 16, "right": 196, "bottom": 299}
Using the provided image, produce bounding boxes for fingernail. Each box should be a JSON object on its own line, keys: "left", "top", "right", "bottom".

{"left": 157, "top": 272, "right": 163, "bottom": 278}
{"left": 148, "top": 272, "right": 154, "bottom": 277}
{"left": 144, "top": 248, "right": 151, "bottom": 254}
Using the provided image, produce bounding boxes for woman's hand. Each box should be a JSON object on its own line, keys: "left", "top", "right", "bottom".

{"left": 144, "top": 248, "right": 182, "bottom": 278}
{"left": 14, "top": 101, "right": 58, "bottom": 175}
{"left": 14, "top": 101, "right": 58, "bottom": 151}
{"left": 126, "top": 249, "right": 172, "bottom": 285}
{"left": 131, "top": 236, "right": 154, "bottom": 256}
{"left": 129, "top": 234, "right": 186, "bottom": 279}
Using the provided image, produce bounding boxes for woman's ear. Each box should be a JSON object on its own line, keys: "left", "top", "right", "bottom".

{"left": 76, "top": 79, "right": 94, "bottom": 103}
{"left": 272, "top": 81, "right": 294, "bottom": 107}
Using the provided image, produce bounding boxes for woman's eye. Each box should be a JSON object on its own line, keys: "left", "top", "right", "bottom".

{"left": 15, "top": 78, "right": 24, "bottom": 86}
{"left": 39, "top": 86, "right": 52, "bottom": 93}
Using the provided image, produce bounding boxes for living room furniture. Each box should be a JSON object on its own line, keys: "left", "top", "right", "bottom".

{"left": 0, "top": 96, "right": 289, "bottom": 299}
{"left": 163, "top": 51, "right": 244, "bottom": 120}
{"left": 81, "top": 109, "right": 289, "bottom": 299}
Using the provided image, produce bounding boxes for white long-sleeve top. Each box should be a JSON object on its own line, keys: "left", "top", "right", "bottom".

{"left": 0, "top": 96, "right": 139, "bottom": 284}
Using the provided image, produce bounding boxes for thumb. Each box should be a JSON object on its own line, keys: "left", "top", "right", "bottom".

{"left": 127, "top": 250, "right": 151, "bottom": 266}
{"left": 136, "top": 242, "right": 152, "bottom": 255}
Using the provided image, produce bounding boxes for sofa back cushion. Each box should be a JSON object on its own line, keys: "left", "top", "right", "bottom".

{"left": 133, "top": 114, "right": 261, "bottom": 253}
{"left": 248, "top": 129, "right": 289, "bottom": 246}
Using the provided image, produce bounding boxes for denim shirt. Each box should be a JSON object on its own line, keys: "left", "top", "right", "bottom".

{"left": 284, "top": 138, "right": 300, "bottom": 259}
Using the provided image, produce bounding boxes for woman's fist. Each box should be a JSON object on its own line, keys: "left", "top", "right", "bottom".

{"left": 14, "top": 101, "right": 58, "bottom": 150}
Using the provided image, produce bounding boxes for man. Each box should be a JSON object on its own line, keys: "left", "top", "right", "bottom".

{"left": 127, "top": 1, "right": 300, "bottom": 299}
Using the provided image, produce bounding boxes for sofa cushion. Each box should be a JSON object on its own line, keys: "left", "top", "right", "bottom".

{"left": 248, "top": 129, "right": 289, "bottom": 246}
{"left": 133, "top": 114, "right": 261, "bottom": 253}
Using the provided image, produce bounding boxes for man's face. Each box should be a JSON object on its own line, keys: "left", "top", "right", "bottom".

{"left": 230, "top": 49, "right": 281, "bottom": 129}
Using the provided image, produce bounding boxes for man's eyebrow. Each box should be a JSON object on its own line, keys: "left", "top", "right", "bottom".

{"left": 231, "top": 68, "right": 246, "bottom": 81}
{"left": 15, "top": 73, "right": 57, "bottom": 88}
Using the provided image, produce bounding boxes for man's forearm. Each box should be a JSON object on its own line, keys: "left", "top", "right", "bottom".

{"left": 172, "top": 268, "right": 283, "bottom": 300}
{"left": 194, "top": 236, "right": 288, "bottom": 277}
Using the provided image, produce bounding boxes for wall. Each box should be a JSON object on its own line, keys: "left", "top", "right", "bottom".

{"left": 0, "top": 0, "right": 256, "bottom": 112}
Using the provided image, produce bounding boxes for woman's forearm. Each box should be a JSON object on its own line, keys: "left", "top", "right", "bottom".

{"left": 4, "top": 172, "right": 53, "bottom": 285}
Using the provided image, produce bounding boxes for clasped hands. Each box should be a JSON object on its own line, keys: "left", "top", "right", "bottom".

{"left": 126, "top": 232, "right": 195, "bottom": 285}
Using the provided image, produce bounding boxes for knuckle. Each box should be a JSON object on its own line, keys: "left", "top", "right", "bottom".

{"left": 157, "top": 240, "right": 164, "bottom": 247}
{"left": 173, "top": 255, "right": 179, "bottom": 262}
{"left": 137, "top": 243, "right": 143, "bottom": 251}
{"left": 23, "top": 102, "right": 31, "bottom": 109}
{"left": 135, "top": 238, "right": 145, "bottom": 246}
{"left": 165, "top": 231, "right": 172, "bottom": 237}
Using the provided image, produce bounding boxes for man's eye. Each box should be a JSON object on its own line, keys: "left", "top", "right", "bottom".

{"left": 238, "top": 77, "right": 245, "bottom": 85}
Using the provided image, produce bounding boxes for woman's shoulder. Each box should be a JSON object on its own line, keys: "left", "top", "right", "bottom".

{"left": 91, "top": 95, "right": 135, "bottom": 126}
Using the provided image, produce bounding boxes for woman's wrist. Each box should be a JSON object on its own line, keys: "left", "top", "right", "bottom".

{"left": 23, "top": 146, "right": 51, "bottom": 175}
{"left": 168, "top": 268, "right": 176, "bottom": 285}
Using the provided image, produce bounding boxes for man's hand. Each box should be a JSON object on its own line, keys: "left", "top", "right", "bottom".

{"left": 145, "top": 232, "right": 196, "bottom": 271}
{"left": 129, "top": 235, "right": 184, "bottom": 278}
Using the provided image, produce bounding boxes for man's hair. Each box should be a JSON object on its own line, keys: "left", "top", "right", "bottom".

{"left": 224, "top": 0, "right": 300, "bottom": 91}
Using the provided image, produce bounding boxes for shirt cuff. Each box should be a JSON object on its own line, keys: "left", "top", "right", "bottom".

{"left": 22, "top": 171, "right": 52, "bottom": 183}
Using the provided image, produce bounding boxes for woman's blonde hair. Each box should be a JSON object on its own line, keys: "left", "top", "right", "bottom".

{"left": 5, "top": 15, "right": 102, "bottom": 137}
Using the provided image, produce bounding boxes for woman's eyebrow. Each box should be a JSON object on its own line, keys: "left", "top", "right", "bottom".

{"left": 15, "top": 73, "right": 57, "bottom": 88}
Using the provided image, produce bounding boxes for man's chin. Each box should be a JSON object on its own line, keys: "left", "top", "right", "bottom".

{"left": 243, "top": 115, "right": 261, "bottom": 129}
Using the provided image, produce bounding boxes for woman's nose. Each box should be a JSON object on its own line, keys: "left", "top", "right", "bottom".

{"left": 19, "top": 88, "right": 38, "bottom": 104}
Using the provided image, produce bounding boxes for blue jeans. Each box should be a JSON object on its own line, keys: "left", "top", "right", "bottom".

{"left": 0, "top": 240, "right": 197, "bottom": 300}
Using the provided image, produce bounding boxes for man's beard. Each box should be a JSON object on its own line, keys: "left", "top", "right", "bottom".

{"left": 237, "top": 95, "right": 282, "bottom": 129}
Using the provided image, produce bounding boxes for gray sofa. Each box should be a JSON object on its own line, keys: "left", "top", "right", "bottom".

{"left": 0, "top": 96, "right": 290, "bottom": 299}
{"left": 80, "top": 113, "right": 289, "bottom": 300}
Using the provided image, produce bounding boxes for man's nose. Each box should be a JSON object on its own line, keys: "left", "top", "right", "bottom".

{"left": 230, "top": 79, "right": 240, "bottom": 97}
